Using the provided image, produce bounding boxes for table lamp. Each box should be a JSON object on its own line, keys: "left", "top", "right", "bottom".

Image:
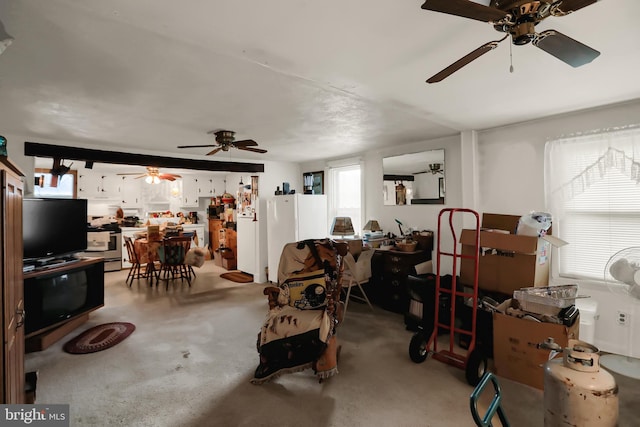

{"left": 330, "top": 217, "right": 355, "bottom": 237}
{"left": 363, "top": 220, "right": 382, "bottom": 233}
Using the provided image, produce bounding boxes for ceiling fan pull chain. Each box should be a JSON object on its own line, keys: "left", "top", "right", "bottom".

{"left": 509, "top": 41, "right": 514, "bottom": 73}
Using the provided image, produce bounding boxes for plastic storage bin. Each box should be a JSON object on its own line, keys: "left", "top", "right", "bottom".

{"left": 513, "top": 284, "right": 578, "bottom": 315}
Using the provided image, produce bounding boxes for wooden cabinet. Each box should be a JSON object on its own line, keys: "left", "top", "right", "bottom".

{"left": 219, "top": 227, "right": 237, "bottom": 270}
{"left": 209, "top": 219, "right": 224, "bottom": 254}
{"left": 1, "top": 157, "right": 25, "bottom": 403}
{"left": 371, "top": 249, "right": 432, "bottom": 313}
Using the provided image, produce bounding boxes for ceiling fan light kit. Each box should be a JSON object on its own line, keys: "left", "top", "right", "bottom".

{"left": 421, "top": 0, "right": 601, "bottom": 83}
{"left": 118, "top": 166, "right": 181, "bottom": 183}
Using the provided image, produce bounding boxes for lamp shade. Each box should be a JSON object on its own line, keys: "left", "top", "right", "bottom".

{"left": 330, "top": 217, "right": 355, "bottom": 236}
{"left": 363, "top": 220, "right": 382, "bottom": 232}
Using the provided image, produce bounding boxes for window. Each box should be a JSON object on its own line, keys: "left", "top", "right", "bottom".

{"left": 545, "top": 125, "right": 640, "bottom": 281}
{"left": 328, "top": 163, "right": 362, "bottom": 234}
{"left": 33, "top": 168, "right": 78, "bottom": 198}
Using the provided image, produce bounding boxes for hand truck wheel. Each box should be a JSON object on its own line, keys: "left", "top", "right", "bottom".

{"left": 409, "top": 330, "right": 431, "bottom": 363}
{"left": 465, "top": 348, "right": 488, "bottom": 386}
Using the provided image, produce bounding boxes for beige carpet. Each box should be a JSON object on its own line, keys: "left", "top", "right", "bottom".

{"left": 25, "top": 260, "right": 639, "bottom": 426}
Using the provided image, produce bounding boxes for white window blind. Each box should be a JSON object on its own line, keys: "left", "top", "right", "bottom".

{"left": 545, "top": 125, "right": 640, "bottom": 280}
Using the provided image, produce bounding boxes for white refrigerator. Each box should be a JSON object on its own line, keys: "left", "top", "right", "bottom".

{"left": 236, "top": 198, "right": 268, "bottom": 283}
{"left": 267, "top": 194, "right": 328, "bottom": 283}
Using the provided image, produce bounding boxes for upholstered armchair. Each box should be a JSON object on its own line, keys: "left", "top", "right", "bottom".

{"left": 251, "top": 239, "right": 348, "bottom": 384}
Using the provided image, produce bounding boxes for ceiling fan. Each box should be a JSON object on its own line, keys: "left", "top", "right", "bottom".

{"left": 177, "top": 130, "right": 267, "bottom": 156}
{"left": 49, "top": 158, "right": 73, "bottom": 187}
{"left": 422, "top": 0, "right": 601, "bottom": 83}
{"left": 117, "top": 167, "right": 181, "bottom": 184}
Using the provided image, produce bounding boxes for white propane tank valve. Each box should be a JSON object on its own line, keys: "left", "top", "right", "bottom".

{"left": 541, "top": 338, "right": 618, "bottom": 427}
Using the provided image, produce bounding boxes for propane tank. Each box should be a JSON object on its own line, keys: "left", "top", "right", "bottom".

{"left": 541, "top": 338, "right": 618, "bottom": 427}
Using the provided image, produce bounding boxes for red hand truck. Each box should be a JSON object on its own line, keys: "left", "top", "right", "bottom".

{"left": 408, "top": 208, "right": 488, "bottom": 386}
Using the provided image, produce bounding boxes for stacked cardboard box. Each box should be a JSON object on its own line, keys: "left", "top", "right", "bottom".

{"left": 492, "top": 299, "right": 579, "bottom": 389}
{"left": 459, "top": 213, "right": 567, "bottom": 295}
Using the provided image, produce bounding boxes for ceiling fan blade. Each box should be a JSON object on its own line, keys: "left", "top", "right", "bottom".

{"left": 177, "top": 144, "right": 219, "bottom": 148}
{"left": 237, "top": 146, "right": 268, "bottom": 154}
{"left": 427, "top": 36, "right": 507, "bottom": 83}
{"left": 233, "top": 139, "right": 258, "bottom": 147}
{"left": 206, "top": 147, "right": 224, "bottom": 156}
{"left": 555, "top": 0, "right": 599, "bottom": 14}
{"left": 158, "top": 174, "right": 180, "bottom": 180}
{"left": 422, "top": 0, "right": 508, "bottom": 23}
{"left": 533, "top": 30, "right": 600, "bottom": 67}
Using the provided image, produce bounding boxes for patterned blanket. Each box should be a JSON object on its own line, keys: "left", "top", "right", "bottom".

{"left": 251, "top": 239, "right": 343, "bottom": 384}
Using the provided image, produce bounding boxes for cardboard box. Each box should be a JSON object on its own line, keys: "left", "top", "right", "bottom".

{"left": 493, "top": 300, "right": 579, "bottom": 390}
{"left": 459, "top": 213, "right": 566, "bottom": 295}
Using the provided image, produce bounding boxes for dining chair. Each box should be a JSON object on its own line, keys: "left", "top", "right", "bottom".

{"left": 157, "top": 236, "right": 192, "bottom": 289}
{"left": 341, "top": 247, "right": 375, "bottom": 319}
{"left": 123, "top": 236, "right": 151, "bottom": 286}
{"left": 182, "top": 231, "right": 197, "bottom": 280}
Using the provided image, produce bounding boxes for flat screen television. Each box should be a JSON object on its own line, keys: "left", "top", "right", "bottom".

{"left": 23, "top": 198, "right": 88, "bottom": 262}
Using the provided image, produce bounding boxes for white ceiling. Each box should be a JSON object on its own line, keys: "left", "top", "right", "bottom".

{"left": 1, "top": 0, "right": 639, "bottom": 167}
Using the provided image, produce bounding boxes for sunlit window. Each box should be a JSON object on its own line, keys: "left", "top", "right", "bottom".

{"left": 33, "top": 169, "right": 77, "bottom": 198}
{"left": 328, "top": 163, "right": 362, "bottom": 234}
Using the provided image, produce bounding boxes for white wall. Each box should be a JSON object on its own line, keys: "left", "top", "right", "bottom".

{"left": 300, "top": 99, "right": 640, "bottom": 357}
{"left": 476, "top": 99, "right": 640, "bottom": 357}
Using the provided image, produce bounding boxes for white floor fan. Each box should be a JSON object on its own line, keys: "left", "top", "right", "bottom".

{"left": 602, "top": 247, "right": 640, "bottom": 380}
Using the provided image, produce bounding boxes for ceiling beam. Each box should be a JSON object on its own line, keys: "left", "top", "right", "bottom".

{"left": 24, "top": 142, "right": 265, "bottom": 173}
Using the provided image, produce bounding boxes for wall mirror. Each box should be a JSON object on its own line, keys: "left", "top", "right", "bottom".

{"left": 383, "top": 149, "right": 445, "bottom": 205}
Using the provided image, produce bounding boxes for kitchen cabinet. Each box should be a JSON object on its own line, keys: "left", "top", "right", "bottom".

{"left": 196, "top": 175, "right": 214, "bottom": 197}
{"left": 119, "top": 176, "right": 142, "bottom": 207}
{"left": 78, "top": 172, "right": 119, "bottom": 200}
{"left": 180, "top": 176, "right": 199, "bottom": 207}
